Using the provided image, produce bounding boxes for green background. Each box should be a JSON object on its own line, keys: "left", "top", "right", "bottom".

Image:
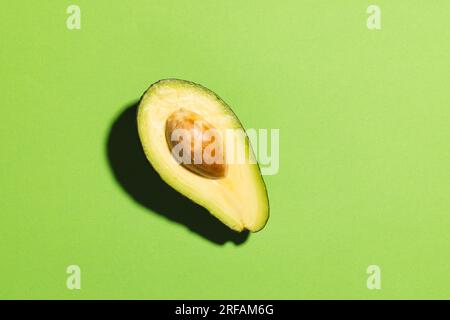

{"left": 1, "top": 1, "right": 449, "bottom": 299}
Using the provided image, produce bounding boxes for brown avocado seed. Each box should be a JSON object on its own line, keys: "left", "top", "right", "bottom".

{"left": 165, "top": 109, "right": 227, "bottom": 179}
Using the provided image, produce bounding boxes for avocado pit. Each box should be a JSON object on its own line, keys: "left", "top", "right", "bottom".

{"left": 165, "top": 109, "right": 227, "bottom": 179}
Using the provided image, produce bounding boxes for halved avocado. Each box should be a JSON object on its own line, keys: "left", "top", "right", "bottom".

{"left": 137, "top": 79, "right": 269, "bottom": 232}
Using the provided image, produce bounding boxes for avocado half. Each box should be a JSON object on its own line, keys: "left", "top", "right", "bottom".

{"left": 137, "top": 79, "right": 269, "bottom": 232}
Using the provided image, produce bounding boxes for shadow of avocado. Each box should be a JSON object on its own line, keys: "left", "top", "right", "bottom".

{"left": 106, "top": 101, "right": 249, "bottom": 245}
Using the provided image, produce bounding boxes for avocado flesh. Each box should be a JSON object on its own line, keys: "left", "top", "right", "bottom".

{"left": 137, "top": 79, "right": 269, "bottom": 232}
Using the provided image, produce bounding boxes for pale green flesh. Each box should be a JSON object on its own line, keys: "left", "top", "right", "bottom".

{"left": 137, "top": 79, "right": 269, "bottom": 232}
